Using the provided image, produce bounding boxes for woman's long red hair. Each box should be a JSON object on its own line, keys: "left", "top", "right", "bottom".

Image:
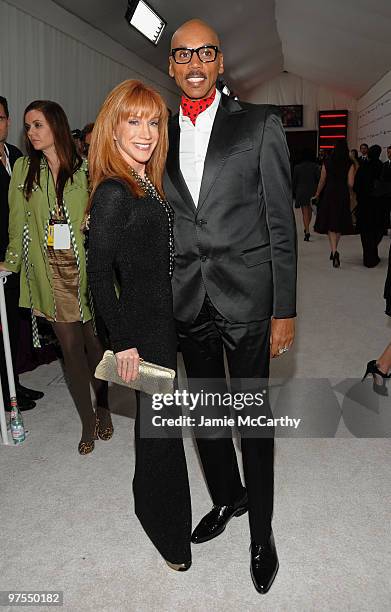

{"left": 87, "top": 80, "right": 169, "bottom": 210}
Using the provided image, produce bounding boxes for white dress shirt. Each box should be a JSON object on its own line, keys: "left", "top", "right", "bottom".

{"left": 179, "top": 89, "right": 221, "bottom": 206}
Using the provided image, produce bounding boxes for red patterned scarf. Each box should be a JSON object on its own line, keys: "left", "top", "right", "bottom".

{"left": 181, "top": 89, "right": 216, "bottom": 125}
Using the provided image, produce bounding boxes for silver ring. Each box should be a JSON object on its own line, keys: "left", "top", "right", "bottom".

{"left": 278, "top": 346, "right": 289, "bottom": 355}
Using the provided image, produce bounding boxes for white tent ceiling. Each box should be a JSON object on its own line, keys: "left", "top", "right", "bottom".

{"left": 53, "top": 0, "right": 391, "bottom": 99}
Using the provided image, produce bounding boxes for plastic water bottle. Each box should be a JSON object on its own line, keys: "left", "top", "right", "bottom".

{"left": 10, "top": 400, "right": 25, "bottom": 444}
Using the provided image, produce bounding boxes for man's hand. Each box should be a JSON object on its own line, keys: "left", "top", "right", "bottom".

{"left": 0, "top": 262, "right": 9, "bottom": 272}
{"left": 115, "top": 347, "right": 140, "bottom": 383}
{"left": 270, "top": 318, "right": 295, "bottom": 359}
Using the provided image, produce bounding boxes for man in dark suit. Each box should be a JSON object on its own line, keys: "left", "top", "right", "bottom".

{"left": 383, "top": 146, "right": 391, "bottom": 176}
{"left": 381, "top": 146, "right": 391, "bottom": 230}
{"left": 164, "top": 20, "right": 297, "bottom": 593}
{"left": 359, "top": 143, "right": 369, "bottom": 164}
{"left": 0, "top": 95, "right": 43, "bottom": 410}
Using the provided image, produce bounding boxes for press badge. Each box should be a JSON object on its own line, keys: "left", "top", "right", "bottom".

{"left": 48, "top": 222, "right": 71, "bottom": 249}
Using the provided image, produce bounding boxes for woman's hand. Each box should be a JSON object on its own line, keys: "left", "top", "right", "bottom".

{"left": 115, "top": 347, "right": 140, "bottom": 383}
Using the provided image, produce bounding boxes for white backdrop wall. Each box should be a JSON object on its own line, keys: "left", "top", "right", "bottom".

{"left": 245, "top": 72, "right": 357, "bottom": 147}
{"left": 0, "top": 0, "right": 179, "bottom": 148}
{"left": 357, "top": 70, "right": 391, "bottom": 160}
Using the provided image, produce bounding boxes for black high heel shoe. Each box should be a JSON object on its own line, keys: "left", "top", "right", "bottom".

{"left": 304, "top": 232, "right": 310, "bottom": 242}
{"left": 78, "top": 416, "right": 99, "bottom": 455}
{"left": 330, "top": 252, "right": 333, "bottom": 261}
{"left": 332, "top": 251, "right": 340, "bottom": 268}
{"left": 362, "top": 360, "right": 391, "bottom": 396}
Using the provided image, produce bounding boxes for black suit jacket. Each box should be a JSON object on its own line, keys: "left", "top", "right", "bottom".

{"left": 0, "top": 143, "right": 23, "bottom": 260}
{"left": 381, "top": 160, "right": 391, "bottom": 182}
{"left": 164, "top": 93, "right": 297, "bottom": 324}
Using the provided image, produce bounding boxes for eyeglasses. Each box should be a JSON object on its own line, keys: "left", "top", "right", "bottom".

{"left": 171, "top": 45, "right": 220, "bottom": 64}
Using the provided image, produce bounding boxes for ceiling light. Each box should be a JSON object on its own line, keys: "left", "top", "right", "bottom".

{"left": 125, "top": 1, "right": 166, "bottom": 45}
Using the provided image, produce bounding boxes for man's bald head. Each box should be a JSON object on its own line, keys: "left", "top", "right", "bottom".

{"left": 169, "top": 19, "right": 224, "bottom": 100}
{"left": 171, "top": 19, "right": 220, "bottom": 49}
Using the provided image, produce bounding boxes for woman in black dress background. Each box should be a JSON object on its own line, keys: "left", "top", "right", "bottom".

{"left": 87, "top": 80, "right": 191, "bottom": 570}
{"left": 314, "top": 141, "right": 355, "bottom": 267}
{"left": 292, "top": 148, "right": 320, "bottom": 241}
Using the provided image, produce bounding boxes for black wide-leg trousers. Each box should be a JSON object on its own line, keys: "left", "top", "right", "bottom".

{"left": 176, "top": 295, "right": 274, "bottom": 543}
{"left": 133, "top": 396, "right": 192, "bottom": 564}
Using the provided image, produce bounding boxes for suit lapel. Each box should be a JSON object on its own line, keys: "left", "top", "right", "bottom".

{"left": 197, "top": 95, "right": 246, "bottom": 212}
{"left": 166, "top": 95, "right": 247, "bottom": 212}
{"left": 166, "top": 116, "right": 196, "bottom": 210}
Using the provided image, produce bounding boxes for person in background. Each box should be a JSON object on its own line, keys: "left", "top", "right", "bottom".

{"left": 314, "top": 140, "right": 355, "bottom": 267}
{"left": 87, "top": 79, "right": 192, "bottom": 571}
{"left": 349, "top": 149, "right": 360, "bottom": 226}
{"left": 292, "top": 148, "right": 320, "bottom": 241}
{"left": 354, "top": 144, "right": 384, "bottom": 267}
{"left": 81, "top": 123, "right": 94, "bottom": 158}
{"left": 382, "top": 146, "right": 391, "bottom": 179}
{"left": 362, "top": 243, "right": 391, "bottom": 394}
{"left": 350, "top": 148, "right": 360, "bottom": 171}
{"left": 0, "top": 100, "right": 111, "bottom": 454}
{"left": 71, "top": 128, "right": 84, "bottom": 157}
{"left": 317, "top": 149, "right": 329, "bottom": 166}
{"left": 0, "top": 95, "right": 43, "bottom": 412}
{"left": 359, "top": 143, "right": 369, "bottom": 164}
{"left": 380, "top": 146, "right": 391, "bottom": 231}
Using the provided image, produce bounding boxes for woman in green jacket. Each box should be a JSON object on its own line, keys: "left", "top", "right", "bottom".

{"left": 0, "top": 100, "right": 112, "bottom": 454}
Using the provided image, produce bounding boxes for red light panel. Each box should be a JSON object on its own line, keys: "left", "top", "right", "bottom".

{"left": 318, "top": 110, "right": 348, "bottom": 155}
{"left": 320, "top": 124, "right": 347, "bottom": 129}
{"left": 319, "top": 114, "right": 347, "bottom": 118}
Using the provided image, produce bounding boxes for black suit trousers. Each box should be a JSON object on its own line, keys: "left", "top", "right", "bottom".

{"left": 176, "top": 295, "right": 274, "bottom": 543}
{"left": 0, "top": 275, "right": 20, "bottom": 403}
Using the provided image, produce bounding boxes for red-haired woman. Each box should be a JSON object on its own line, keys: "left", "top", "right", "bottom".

{"left": 0, "top": 100, "right": 111, "bottom": 454}
{"left": 87, "top": 80, "right": 191, "bottom": 570}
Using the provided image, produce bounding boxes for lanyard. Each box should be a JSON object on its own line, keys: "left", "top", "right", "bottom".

{"left": 46, "top": 165, "right": 64, "bottom": 220}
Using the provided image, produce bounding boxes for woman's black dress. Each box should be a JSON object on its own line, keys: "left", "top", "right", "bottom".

{"left": 88, "top": 178, "right": 191, "bottom": 564}
{"left": 314, "top": 160, "right": 354, "bottom": 234}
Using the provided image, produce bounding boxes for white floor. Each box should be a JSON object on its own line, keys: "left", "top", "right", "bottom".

{"left": 1, "top": 214, "right": 391, "bottom": 611}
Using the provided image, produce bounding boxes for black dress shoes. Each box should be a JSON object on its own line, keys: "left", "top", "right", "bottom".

{"left": 191, "top": 492, "right": 248, "bottom": 544}
{"left": 165, "top": 560, "right": 192, "bottom": 572}
{"left": 16, "top": 382, "right": 44, "bottom": 401}
{"left": 250, "top": 531, "right": 279, "bottom": 594}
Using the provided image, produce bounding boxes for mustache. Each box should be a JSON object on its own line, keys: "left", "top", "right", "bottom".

{"left": 186, "top": 71, "right": 206, "bottom": 79}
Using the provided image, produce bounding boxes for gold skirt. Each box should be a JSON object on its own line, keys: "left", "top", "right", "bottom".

{"left": 46, "top": 247, "right": 81, "bottom": 322}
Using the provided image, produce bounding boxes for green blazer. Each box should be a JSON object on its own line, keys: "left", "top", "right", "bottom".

{"left": 3, "top": 156, "right": 92, "bottom": 347}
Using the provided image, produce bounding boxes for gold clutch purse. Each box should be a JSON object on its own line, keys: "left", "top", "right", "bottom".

{"left": 94, "top": 350, "right": 175, "bottom": 396}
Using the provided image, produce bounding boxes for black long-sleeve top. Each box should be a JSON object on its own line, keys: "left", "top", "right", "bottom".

{"left": 87, "top": 178, "right": 177, "bottom": 368}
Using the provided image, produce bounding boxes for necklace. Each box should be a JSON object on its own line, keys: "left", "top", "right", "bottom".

{"left": 129, "top": 167, "right": 175, "bottom": 277}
